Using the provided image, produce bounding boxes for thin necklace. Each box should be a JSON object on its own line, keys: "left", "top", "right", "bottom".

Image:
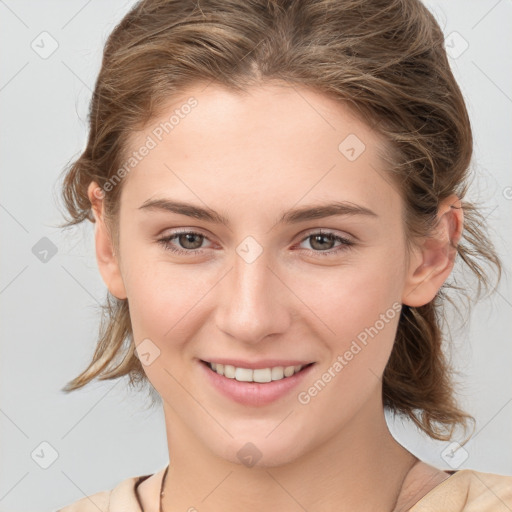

{"left": 158, "top": 458, "right": 417, "bottom": 512}
{"left": 159, "top": 464, "right": 169, "bottom": 512}
{"left": 391, "top": 457, "right": 419, "bottom": 512}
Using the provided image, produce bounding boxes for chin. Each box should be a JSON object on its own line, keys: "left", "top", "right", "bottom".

{"left": 208, "top": 431, "right": 310, "bottom": 469}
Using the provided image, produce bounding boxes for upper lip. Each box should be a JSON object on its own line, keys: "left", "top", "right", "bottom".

{"left": 200, "top": 358, "right": 315, "bottom": 369}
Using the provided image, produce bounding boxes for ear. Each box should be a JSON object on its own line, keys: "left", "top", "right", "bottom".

{"left": 402, "top": 194, "right": 463, "bottom": 307}
{"left": 87, "top": 182, "right": 127, "bottom": 300}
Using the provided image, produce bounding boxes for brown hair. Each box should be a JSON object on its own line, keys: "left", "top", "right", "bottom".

{"left": 59, "top": 0, "right": 502, "bottom": 442}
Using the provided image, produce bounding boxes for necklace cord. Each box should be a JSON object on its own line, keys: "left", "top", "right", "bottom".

{"left": 158, "top": 458, "right": 418, "bottom": 512}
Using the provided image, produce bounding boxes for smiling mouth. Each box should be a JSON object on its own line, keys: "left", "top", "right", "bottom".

{"left": 201, "top": 360, "right": 315, "bottom": 383}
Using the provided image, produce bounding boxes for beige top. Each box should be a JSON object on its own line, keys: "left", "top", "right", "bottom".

{"left": 56, "top": 465, "right": 512, "bottom": 511}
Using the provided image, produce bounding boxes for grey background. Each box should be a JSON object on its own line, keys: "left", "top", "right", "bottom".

{"left": 0, "top": 1, "right": 510, "bottom": 511}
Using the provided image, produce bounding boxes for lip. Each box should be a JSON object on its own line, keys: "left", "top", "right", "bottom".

{"left": 199, "top": 359, "right": 316, "bottom": 407}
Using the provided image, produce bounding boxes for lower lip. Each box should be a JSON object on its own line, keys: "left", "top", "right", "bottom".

{"left": 199, "top": 360, "right": 315, "bottom": 407}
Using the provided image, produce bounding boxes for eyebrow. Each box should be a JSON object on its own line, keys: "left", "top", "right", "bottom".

{"left": 138, "top": 198, "right": 378, "bottom": 226}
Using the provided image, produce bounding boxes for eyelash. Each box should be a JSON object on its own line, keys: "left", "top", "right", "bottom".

{"left": 157, "top": 229, "right": 355, "bottom": 257}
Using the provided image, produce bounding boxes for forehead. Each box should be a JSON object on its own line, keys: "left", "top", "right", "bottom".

{"left": 119, "top": 82, "right": 399, "bottom": 221}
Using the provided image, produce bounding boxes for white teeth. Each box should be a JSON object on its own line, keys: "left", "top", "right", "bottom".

{"left": 208, "top": 362, "right": 305, "bottom": 382}
{"left": 253, "top": 368, "right": 272, "bottom": 383}
{"left": 271, "top": 367, "right": 284, "bottom": 380}
{"left": 224, "top": 364, "right": 236, "bottom": 379}
{"left": 283, "top": 366, "right": 295, "bottom": 377}
{"left": 235, "top": 367, "right": 253, "bottom": 382}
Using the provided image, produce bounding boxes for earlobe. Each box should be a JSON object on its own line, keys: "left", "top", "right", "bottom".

{"left": 87, "top": 182, "right": 127, "bottom": 300}
{"left": 402, "top": 195, "right": 463, "bottom": 307}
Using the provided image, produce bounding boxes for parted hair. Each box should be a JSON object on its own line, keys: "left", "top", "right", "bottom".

{"left": 59, "top": 0, "right": 502, "bottom": 442}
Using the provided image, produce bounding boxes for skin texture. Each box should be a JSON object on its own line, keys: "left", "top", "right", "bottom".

{"left": 87, "top": 82, "right": 462, "bottom": 511}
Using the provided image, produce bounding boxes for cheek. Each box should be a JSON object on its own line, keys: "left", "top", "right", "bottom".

{"left": 302, "top": 247, "right": 405, "bottom": 398}
{"left": 295, "top": 262, "right": 403, "bottom": 425}
{"left": 123, "top": 260, "right": 208, "bottom": 397}
{"left": 125, "top": 261, "right": 205, "bottom": 341}
{"left": 119, "top": 238, "right": 178, "bottom": 328}
{"left": 305, "top": 250, "right": 404, "bottom": 342}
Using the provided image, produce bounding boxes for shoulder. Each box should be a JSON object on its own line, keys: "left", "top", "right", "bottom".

{"left": 55, "top": 470, "right": 156, "bottom": 512}
{"left": 409, "top": 468, "right": 512, "bottom": 511}
{"left": 56, "top": 488, "right": 111, "bottom": 512}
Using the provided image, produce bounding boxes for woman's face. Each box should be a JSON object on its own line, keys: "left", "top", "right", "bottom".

{"left": 95, "top": 82, "right": 422, "bottom": 466}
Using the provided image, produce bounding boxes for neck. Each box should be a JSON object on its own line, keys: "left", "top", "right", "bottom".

{"left": 161, "top": 393, "right": 417, "bottom": 512}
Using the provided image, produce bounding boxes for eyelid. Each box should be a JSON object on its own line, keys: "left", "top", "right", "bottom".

{"left": 159, "top": 226, "right": 210, "bottom": 237}
{"left": 158, "top": 227, "right": 353, "bottom": 246}
{"left": 158, "top": 228, "right": 214, "bottom": 249}
{"left": 299, "top": 227, "right": 354, "bottom": 243}
{"left": 158, "top": 227, "right": 213, "bottom": 243}
{"left": 157, "top": 227, "right": 355, "bottom": 257}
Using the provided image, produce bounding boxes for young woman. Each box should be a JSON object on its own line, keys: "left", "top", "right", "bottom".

{"left": 56, "top": 0, "right": 511, "bottom": 510}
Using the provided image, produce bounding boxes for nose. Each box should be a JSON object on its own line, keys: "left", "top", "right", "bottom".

{"left": 214, "top": 247, "right": 292, "bottom": 345}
